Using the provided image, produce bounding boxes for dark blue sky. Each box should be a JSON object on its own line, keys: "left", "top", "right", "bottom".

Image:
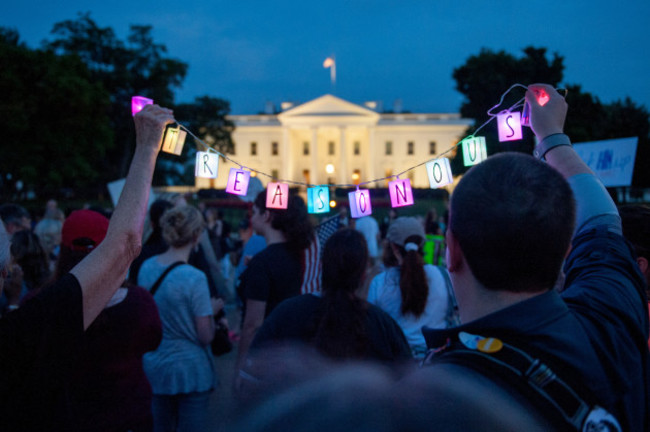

{"left": 3, "top": 0, "right": 649, "bottom": 115}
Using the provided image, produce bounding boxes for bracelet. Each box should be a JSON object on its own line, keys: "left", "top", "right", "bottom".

{"left": 533, "top": 133, "right": 572, "bottom": 161}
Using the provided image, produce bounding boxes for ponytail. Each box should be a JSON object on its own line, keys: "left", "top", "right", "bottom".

{"left": 397, "top": 235, "right": 429, "bottom": 317}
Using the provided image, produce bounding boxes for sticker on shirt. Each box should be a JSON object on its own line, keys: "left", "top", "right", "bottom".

{"left": 458, "top": 332, "right": 482, "bottom": 350}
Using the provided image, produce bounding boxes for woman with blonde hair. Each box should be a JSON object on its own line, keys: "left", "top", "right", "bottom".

{"left": 138, "top": 205, "right": 220, "bottom": 432}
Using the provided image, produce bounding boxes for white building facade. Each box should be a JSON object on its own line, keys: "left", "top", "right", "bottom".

{"left": 196, "top": 94, "right": 472, "bottom": 190}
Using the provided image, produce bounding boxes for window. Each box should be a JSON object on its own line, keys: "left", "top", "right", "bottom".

{"left": 272, "top": 141, "right": 279, "bottom": 156}
{"left": 328, "top": 141, "right": 335, "bottom": 155}
{"left": 271, "top": 169, "right": 279, "bottom": 180}
{"left": 384, "top": 169, "right": 392, "bottom": 187}
{"left": 303, "top": 141, "right": 309, "bottom": 156}
{"left": 303, "top": 169, "right": 310, "bottom": 184}
{"left": 407, "top": 141, "right": 414, "bottom": 155}
{"left": 250, "top": 142, "right": 257, "bottom": 156}
{"left": 385, "top": 141, "right": 393, "bottom": 155}
{"left": 354, "top": 141, "right": 360, "bottom": 156}
{"left": 429, "top": 141, "right": 437, "bottom": 155}
{"left": 352, "top": 169, "right": 361, "bottom": 185}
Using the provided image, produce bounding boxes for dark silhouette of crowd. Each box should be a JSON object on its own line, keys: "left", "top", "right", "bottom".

{"left": 1, "top": 85, "right": 649, "bottom": 432}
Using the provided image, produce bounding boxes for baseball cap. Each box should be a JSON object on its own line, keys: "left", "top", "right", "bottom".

{"left": 386, "top": 217, "right": 425, "bottom": 247}
{"left": 61, "top": 210, "right": 110, "bottom": 252}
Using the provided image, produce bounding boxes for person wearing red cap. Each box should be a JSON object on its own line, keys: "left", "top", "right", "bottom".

{"left": 54, "top": 209, "right": 163, "bottom": 432}
{"left": 0, "top": 104, "right": 174, "bottom": 431}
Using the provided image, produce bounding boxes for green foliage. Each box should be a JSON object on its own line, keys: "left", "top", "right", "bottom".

{"left": 44, "top": 12, "right": 189, "bottom": 180}
{"left": 0, "top": 30, "right": 112, "bottom": 200}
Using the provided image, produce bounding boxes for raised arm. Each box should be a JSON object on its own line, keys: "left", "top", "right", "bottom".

{"left": 71, "top": 105, "right": 174, "bottom": 329}
{"left": 526, "top": 84, "right": 619, "bottom": 234}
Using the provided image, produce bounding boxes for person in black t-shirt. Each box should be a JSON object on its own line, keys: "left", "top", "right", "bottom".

{"left": 234, "top": 191, "right": 313, "bottom": 395}
{"left": 0, "top": 104, "right": 174, "bottom": 431}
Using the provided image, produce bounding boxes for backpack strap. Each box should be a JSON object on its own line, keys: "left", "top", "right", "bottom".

{"left": 149, "top": 261, "right": 185, "bottom": 296}
{"left": 423, "top": 332, "right": 621, "bottom": 431}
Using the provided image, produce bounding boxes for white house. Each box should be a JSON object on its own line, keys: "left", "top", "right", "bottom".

{"left": 195, "top": 94, "right": 472, "bottom": 191}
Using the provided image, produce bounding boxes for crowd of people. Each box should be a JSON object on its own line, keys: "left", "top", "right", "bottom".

{"left": 1, "top": 85, "right": 650, "bottom": 431}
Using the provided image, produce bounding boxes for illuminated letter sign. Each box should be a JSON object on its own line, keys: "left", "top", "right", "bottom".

{"left": 225, "top": 168, "right": 251, "bottom": 196}
{"left": 388, "top": 178, "right": 414, "bottom": 208}
{"left": 307, "top": 186, "right": 330, "bottom": 214}
{"left": 266, "top": 182, "right": 289, "bottom": 209}
{"left": 161, "top": 125, "right": 187, "bottom": 155}
{"left": 462, "top": 136, "right": 488, "bottom": 166}
{"left": 348, "top": 189, "right": 372, "bottom": 218}
{"left": 426, "top": 158, "right": 453, "bottom": 188}
{"left": 194, "top": 152, "right": 219, "bottom": 178}
{"left": 497, "top": 111, "right": 523, "bottom": 142}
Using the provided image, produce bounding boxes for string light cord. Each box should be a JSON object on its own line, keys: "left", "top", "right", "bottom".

{"left": 174, "top": 83, "right": 559, "bottom": 189}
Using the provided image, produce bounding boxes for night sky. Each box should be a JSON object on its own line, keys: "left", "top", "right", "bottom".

{"left": 3, "top": 0, "right": 649, "bottom": 115}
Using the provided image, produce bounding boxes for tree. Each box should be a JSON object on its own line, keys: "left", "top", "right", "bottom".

{"left": 44, "top": 13, "right": 188, "bottom": 181}
{"left": 0, "top": 28, "right": 113, "bottom": 200}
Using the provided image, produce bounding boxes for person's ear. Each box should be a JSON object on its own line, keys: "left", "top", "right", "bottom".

{"left": 636, "top": 256, "right": 649, "bottom": 275}
{"left": 446, "top": 230, "right": 463, "bottom": 273}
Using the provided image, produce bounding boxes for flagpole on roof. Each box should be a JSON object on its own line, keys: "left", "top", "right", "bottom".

{"left": 323, "top": 55, "right": 336, "bottom": 92}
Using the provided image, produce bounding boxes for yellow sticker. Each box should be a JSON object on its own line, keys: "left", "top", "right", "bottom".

{"left": 477, "top": 337, "right": 503, "bottom": 353}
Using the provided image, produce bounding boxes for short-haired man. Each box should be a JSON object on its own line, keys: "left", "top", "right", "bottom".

{"left": 422, "top": 84, "right": 649, "bottom": 431}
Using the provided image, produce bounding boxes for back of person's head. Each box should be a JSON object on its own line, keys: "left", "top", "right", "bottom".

{"left": 0, "top": 203, "right": 30, "bottom": 233}
{"left": 384, "top": 217, "right": 429, "bottom": 317}
{"left": 161, "top": 205, "right": 204, "bottom": 248}
{"left": 10, "top": 230, "right": 50, "bottom": 290}
{"left": 254, "top": 191, "right": 313, "bottom": 252}
{"left": 56, "top": 209, "right": 110, "bottom": 278}
{"left": 34, "top": 218, "right": 63, "bottom": 256}
{"left": 450, "top": 152, "right": 575, "bottom": 293}
{"left": 149, "top": 199, "right": 174, "bottom": 230}
{"left": 315, "top": 229, "right": 371, "bottom": 359}
{"left": 322, "top": 229, "right": 369, "bottom": 295}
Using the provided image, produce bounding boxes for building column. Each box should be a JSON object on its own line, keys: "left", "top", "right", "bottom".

{"left": 282, "top": 126, "right": 291, "bottom": 180}
{"left": 367, "top": 126, "right": 376, "bottom": 185}
{"left": 338, "top": 126, "right": 348, "bottom": 185}
{"left": 310, "top": 127, "right": 318, "bottom": 185}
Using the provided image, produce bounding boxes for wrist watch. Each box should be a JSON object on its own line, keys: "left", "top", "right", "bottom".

{"left": 533, "top": 133, "right": 572, "bottom": 161}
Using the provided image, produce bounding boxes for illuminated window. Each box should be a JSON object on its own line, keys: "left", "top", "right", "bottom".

{"left": 251, "top": 142, "right": 257, "bottom": 156}
{"left": 407, "top": 141, "right": 414, "bottom": 155}
{"left": 385, "top": 141, "right": 392, "bottom": 155}
{"left": 328, "top": 141, "right": 335, "bottom": 155}
{"left": 354, "top": 141, "right": 360, "bottom": 156}
{"left": 272, "top": 141, "right": 279, "bottom": 156}
{"left": 303, "top": 141, "right": 309, "bottom": 156}
{"left": 429, "top": 141, "right": 437, "bottom": 155}
{"left": 303, "top": 169, "right": 310, "bottom": 184}
{"left": 352, "top": 169, "right": 361, "bottom": 185}
{"left": 271, "top": 169, "right": 279, "bottom": 179}
{"left": 384, "top": 169, "right": 392, "bottom": 187}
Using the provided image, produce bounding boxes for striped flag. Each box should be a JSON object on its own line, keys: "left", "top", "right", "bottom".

{"left": 301, "top": 214, "right": 341, "bottom": 294}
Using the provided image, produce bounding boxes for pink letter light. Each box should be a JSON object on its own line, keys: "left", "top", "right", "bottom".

{"left": 388, "top": 178, "right": 414, "bottom": 208}
{"left": 226, "top": 169, "right": 251, "bottom": 196}
{"left": 266, "top": 182, "right": 289, "bottom": 209}
{"left": 497, "top": 111, "right": 523, "bottom": 142}
{"left": 131, "top": 96, "right": 153, "bottom": 116}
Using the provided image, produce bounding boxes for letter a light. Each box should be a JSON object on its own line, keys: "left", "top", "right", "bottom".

{"left": 266, "top": 182, "right": 289, "bottom": 209}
